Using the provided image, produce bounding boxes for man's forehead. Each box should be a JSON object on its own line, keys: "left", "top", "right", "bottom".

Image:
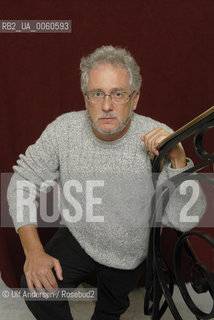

{"left": 87, "top": 63, "right": 131, "bottom": 91}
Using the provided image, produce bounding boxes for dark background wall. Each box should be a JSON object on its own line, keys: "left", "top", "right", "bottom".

{"left": 0, "top": 0, "right": 214, "bottom": 287}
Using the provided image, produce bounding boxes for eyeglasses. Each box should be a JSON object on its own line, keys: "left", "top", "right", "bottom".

{"left": 85, "top": 90, "right": 135, "bottom": 104}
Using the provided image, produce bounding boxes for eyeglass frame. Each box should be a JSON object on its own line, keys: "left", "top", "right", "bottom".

{"left": 85, "top": 90, "right": 136, "bottom": 104}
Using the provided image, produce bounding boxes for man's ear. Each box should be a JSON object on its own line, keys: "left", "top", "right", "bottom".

{"left": 132, "top": 92, "right": 140, "bottom": 111}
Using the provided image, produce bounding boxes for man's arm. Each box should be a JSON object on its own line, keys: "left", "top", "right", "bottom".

{"left": 141, "top": 126, "right": 206, "bottom": 232}
{"left": 18, "top": 225, "right": 63, "bottom": 291}
{"left": 7, "top": 117, "right": 64, "bottom": 291}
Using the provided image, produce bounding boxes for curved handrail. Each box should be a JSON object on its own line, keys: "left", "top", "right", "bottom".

{"left": 144, "top": 106, "right": 214, "bottom": 319}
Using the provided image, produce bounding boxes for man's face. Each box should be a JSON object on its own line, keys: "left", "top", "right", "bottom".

{"left": 84, "top": 63, "right": 140, "bottom": 141}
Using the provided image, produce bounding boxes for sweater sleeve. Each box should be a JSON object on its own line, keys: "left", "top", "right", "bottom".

{"left": 7, "top": 120, "right": 60, "bottom": 232}
{"left": 156, "top": 158, "right": 207, "bottom": 232}
{"left": 143, "top": 118, "right": 207, "bottom": 232}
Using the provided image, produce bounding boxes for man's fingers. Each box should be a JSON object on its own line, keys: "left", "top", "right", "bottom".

{"left": 142, "top": 127, "right": 168, "bottom": 156}
{"left": 32, "top": 278, "right": 46, "bottom": 292}
{"left": 26, "top": 277, "right": 36, "bottom": 294}
{"left": 45, "top": 270, "right": 59, "bottom": 293}
{"left": 47, "top": 270, "right": 59, "bottom": 288}
{"left": 145, "top": 134, "right": 159, "bottom": 154}
{"left": 38, "top": 275, "right": 56, "bottom": 293}
{"left": 26, "top": 269, "right": 59, "bottom": 297}
{"left": 53, "top": 259, "right": 63, "bottom": 281}
{"left": 23, "top": 252, "right": 63, "bottom": 298}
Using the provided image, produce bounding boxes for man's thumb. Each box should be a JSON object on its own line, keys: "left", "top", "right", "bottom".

{"left": 54, "top": 259, "right": 63, "bottom": 281}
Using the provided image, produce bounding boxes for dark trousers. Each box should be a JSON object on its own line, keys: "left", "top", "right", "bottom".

{"left": 20, "top": 227, "right": 145, "bottom": 320}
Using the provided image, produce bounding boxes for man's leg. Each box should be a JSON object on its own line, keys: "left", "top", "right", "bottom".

{"left": 91, "top": 260, "right": 146, "bottom": 320}
{"left": 20, "top": 227, "right": 97, "bottom": 320}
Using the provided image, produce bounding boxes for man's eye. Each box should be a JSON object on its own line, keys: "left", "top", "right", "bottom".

{"left": 114, "top": 92, "right": 122, "bottom": 97}
{"left": 94, "top": 91, "right": 102, "bottom": 97}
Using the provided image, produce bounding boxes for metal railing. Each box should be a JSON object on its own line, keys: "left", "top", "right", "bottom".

{"left": 144, "top": 106, "right": 214, "bottom": 319}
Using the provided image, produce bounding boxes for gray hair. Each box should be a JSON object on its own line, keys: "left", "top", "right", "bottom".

{"left": 80, "top": 45, "right": 142, "bottom": 93}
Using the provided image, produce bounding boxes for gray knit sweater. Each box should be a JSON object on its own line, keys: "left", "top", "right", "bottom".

{"left": 7, "top": 111, "right": 205, "bottom": 269}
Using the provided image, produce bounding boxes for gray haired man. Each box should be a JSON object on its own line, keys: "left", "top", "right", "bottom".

{"left": 7, "top": 45, "right": 205, "bottom": 319}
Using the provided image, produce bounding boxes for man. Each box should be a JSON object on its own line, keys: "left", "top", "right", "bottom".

{"left": 7, "top": 45, "right": 205, "bottom": 319}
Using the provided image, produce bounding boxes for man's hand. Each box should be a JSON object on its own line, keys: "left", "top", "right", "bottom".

{"left": 141, "top": 127, "right": 187, "bottom": 169}
{"left": 24, "top": 247, "right": 63, "bottom": 293}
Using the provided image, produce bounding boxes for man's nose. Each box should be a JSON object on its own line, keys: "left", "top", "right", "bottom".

{"left": 101, "top": 95, "right": 114, "bottom": 112}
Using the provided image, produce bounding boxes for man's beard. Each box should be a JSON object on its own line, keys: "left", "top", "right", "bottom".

{"left": 87, "top": 106, "right": 134, "bottom": 137}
